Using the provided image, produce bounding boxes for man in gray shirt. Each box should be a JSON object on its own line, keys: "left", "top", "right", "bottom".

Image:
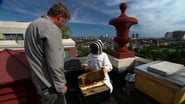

{"left": 24, "top": 2, "right": 70, "bottom": 104}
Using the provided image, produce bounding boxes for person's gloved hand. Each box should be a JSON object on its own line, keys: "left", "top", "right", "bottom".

{"left": 81, "top": 64, "right": 88, "bottom": 71}
{"left": 101, "top": 66, "right": 109, "bottom": 72}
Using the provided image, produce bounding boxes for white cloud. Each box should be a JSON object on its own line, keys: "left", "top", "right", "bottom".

{"left": 69, "top": 0, "right": 185, "bottom": 37}
{"left": 120, "top": 0, "right": 185, "bottom": 37}
{"left": 0, "top": 0, "right": 185, "bottom": 37}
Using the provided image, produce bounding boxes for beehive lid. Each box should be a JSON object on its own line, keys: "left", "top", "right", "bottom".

{"left": 148, "top": 61, "right": 184, "bottom": 76}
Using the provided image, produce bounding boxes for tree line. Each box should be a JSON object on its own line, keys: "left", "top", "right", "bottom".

{"left": 133, "top": 44, "right": 185, "bottom": 65}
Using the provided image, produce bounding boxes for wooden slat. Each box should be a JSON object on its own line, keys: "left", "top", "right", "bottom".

{"left": 0, "top": 86, "right": 26, "bottom": 95}
{"left": 0, "top": 91, "right": 27, "bottom": 102}
{"left": 0, "top": 97, "right": 27, "bottom": 104}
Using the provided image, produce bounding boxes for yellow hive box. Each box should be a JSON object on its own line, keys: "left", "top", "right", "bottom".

{"left": 80, "top": 84, "right": 110, "bottom": 104}
{"left": 78, "top": 69, "right": 110, "bottom": 104}
{"left": 135, "top": 61, "right": 185, "bottom": 104}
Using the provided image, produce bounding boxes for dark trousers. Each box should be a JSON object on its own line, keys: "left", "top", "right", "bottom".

{"left": 36, "top": 85, "right": 67, "bottom": 104}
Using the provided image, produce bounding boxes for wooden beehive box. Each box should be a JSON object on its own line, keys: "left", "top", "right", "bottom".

{"left": 135, "top": 61, "right": 185, "bottom": 104}
{"left": 78, "top": 69, "right": 110, "bottom": 104}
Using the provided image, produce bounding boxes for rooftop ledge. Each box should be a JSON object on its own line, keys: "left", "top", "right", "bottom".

{"left": 108, "top": 55, "right": 152, "bottom": 73}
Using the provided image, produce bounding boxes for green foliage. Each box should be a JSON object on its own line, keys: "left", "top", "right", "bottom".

{"left": 61, "top": 25, "right": 72, "bottom": 39}
{"left": 134, "top": 44, "right": 185, "bottom": 65}
{"left": 76, "top": 42, "right": 90, "bottom": 57}
{"left": 0, "top": 38, "right": 4, "bottom": 40}
{"left": 0, "top": 35, "right": 4, "bottom": 40}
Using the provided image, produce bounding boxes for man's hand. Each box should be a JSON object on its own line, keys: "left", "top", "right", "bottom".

{"left": 61, "top": 85, "right": 68, "bottom": 96}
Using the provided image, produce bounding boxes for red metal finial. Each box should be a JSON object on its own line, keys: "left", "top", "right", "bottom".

{"left": 109, "top": 2, "right": 138, "bottom": 58}
{"left": 119, "top": 2, "right": 127, "bottom": 17}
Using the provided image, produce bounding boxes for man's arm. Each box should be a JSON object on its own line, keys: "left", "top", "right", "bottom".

{"left": 44, "top": 28, "right": 67, "bottom": 94}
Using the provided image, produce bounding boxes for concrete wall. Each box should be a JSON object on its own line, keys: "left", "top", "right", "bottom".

{"left": 0, "top": 21, "right": 77, "bottom": 58}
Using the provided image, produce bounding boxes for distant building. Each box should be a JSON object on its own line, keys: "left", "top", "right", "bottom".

{"left": 165, "top": 32, "right": 173, "bottom": 39}
{"left": 136, "top": 33, "right": 139, "bottom": 38}
{"left": 165, "top": 31, "right": 185, "bottom": 40}
{"left": 131, "top": 33, "right": 139, "bottom": 39}
{"left": 0, "top": 21, "right": 76, "bottom": 58}
{"left": 132, "top": 34, "right": 135, "bottom": 38}
{"left": 173, "top": 31, "right": 185, "bottom": 39}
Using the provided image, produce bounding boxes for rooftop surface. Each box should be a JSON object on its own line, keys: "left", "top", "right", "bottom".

{"left": 1, "top": 50, "right": 184, "bottom": 104}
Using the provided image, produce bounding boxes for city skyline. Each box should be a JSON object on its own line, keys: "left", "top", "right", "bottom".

{"left": 0, "top": 0, "right": 185, "bottom": 38}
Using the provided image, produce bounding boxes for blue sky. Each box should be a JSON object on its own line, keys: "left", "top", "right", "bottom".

{"left": 0, "top": 0, "right": 185, "bottom": 38}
